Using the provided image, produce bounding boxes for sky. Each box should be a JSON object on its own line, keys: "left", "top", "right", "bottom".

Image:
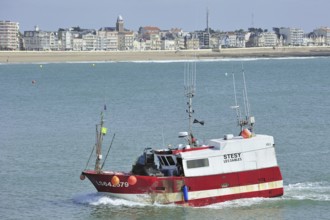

{"left": 2, "top": 0, "right": 329, "bottom": 33}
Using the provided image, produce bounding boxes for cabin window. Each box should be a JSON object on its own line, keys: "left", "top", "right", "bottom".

{"left": 161, "top": 156, "right": 169, "bottom": 166}
{"left": 166, "top": 156, "right": 176, "bottom": 166}
{"left": 157, "top": 156, "right": 165, "bottom": 166}
{"left": 186, "top": 158, "right": 209, "bottom": 169}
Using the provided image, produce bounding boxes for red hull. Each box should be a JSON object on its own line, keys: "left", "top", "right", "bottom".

{"left": 82, "top": 166, "right": 283, "bottom": 206}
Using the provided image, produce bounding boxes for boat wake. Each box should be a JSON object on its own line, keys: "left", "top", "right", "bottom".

{"left": 205, "top": 181, "right": 330, "bottom": 209}
{"left": 284, "top": 181, "right": 330, "bottom": 202}
{"left": 74, "top": 181, "right": 329, "bottom": 209}
{"left": 73, "top": 181, "right": 330, "bottom": 209}
{"left": 73, "top": 192, "right": 146, "bottom": 207}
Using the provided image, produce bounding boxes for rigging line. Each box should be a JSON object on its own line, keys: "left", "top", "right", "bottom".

{"left": 101, "top": 133, "right": 116, "bottom": 170}
{"left": 242, "top": 64, "right": 250, "bottom": 117}
{"left": 84, "top": 144, "right": 96, "bottom": 170}
{"left": 242, "top": 88, "right": 248, "bottom": 119}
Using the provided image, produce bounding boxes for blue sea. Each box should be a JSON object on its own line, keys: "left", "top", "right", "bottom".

{"left": 0, "top": 57, "right": 329, "bottom": 219}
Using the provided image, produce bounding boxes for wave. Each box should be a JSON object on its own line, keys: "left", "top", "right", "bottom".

{"left": 284, "top": 181, "right": 330, "bottom": 201}
{"left": 73, "top": 192, "right": 145, "bottom": 207}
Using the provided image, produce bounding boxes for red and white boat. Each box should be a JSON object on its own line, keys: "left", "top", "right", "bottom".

{"left": 80, "top": 65, "right": 284, "bottom": 207}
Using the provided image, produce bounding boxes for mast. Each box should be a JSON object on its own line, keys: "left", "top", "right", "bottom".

{"left": 230, "top": 65, "right": 255, "bottom": 134}
{"left": 184, "top": 61, "right": 196, "bottom": 145}
{"left": 95, "top": 111, "right": 107, "bottom": 173}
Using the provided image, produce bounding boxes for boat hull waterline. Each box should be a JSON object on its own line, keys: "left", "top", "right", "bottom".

{"left": 82, "top": 166, "right": 283, "bottom": 206}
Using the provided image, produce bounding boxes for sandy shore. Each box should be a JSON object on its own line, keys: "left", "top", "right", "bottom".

{"left": 1, "top": 46, "right": 330, "bottom": 63}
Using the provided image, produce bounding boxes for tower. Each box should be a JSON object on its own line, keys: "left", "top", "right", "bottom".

{"left": 206, "top": 8, "right": 209, "bottom": 34}
{"left": 116, "top": 15, "right": 124, "bottom": 32}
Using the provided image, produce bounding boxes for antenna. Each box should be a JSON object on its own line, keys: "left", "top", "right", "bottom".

{"left": 231, "top": 72, "right": 241, "bottom": 126}
{"left": 242, "top": 64, "right": 250, "bottom": 117}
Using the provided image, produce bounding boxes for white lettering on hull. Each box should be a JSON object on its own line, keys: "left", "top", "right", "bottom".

{"left": 95, "top": 181, "right": 129, "bottom": 188}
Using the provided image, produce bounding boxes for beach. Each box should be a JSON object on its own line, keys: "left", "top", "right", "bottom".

{"left": 1, "top": 46, "right": 330, "bottom": 63}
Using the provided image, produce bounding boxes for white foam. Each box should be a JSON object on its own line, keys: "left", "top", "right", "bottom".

{"left": 73, "top": 192, "right": 174, "bottom": 207}
{"left": 201, "top": 197, "right": 274, "bottom": 209}
{"left": 284, "top": 181, "right": 330, "bottom": 201}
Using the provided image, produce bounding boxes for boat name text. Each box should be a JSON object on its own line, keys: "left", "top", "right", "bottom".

{"left": 223, "top": 153, "right": 242, "bottom": 163}
{"left": 95, "top": 181, "right": 129, "bottom": 188}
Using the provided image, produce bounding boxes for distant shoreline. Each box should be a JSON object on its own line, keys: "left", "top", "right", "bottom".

{"left": 1, "top": 46, "right": 330, "bottom": 64}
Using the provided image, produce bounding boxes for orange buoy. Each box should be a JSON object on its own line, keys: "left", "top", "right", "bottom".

{"left": 111, "top": 175, "right": 120, "bottom": 186}
{"left": 80, "top": 174, "right": 85, "bottom": 180}
{"left": 128, "top": 175, "right": 137, "bottom": 185}
{"left": 241, "top": 128, "right": 252, "bottom": 139}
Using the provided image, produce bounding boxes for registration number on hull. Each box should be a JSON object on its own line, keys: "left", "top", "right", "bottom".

{"left": 95, "top": 181, "right": 129, "bottom": 187}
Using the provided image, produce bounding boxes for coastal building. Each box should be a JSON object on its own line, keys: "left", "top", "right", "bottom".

{"left": 139, "top": 26, "right": 161, "bottom": 40}
{"left": 161, "top": 39, "right": 175, "bottom": 50}
{"left": 196, "top": 31, "right": 210, "bottom": 48}
{"left": 97, "top": 28, "right": 118, "bottom": 50}
{"left": 222, "top": 32, "right": 237, "bottom": 48}
{"left": 83, "top": 33, "right": 97, "bottom": 50}
{"left": 257, "top": 32, "right": 278, "bottom": 47}
{"left": 279, "top": 28, "right": 304, "bottom": 46}
{"left": 23, "top": 26, "right": 58, "bottom": 50}
{"left": 72, "top": 38, "right": 83, "bottom": 51}
{"left": 175, "top": 37, "right": 186, "bottom": 50}
{"left": 118, "top": 31, "right": 134, "bottom": 50}
{"left": 0, "top": 21, "right": 20, "bottom": 50}
{"left": 313, "top": 27, "right": 330, "bottom": 46}
{"left": 133, "top": 39, "right": 146, "bottom": 51}
{"left": 58, "top": 29, "right": 73, "bottom": 50}
{"left": 116, "top": 15, "right": 134, "bottom": 50}
{"left": 183, "top": 33, "right": 199, "bottom": 50}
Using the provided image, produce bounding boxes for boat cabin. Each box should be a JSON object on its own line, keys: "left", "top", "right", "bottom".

{"left": 131, "top": 134, "right": 277, "bottom": 178}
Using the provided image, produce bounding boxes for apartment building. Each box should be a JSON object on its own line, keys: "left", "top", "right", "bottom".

{"left": 279, "top": 28, "right": 304, "bottom": 46}
{"left": 0, "top": 21, "right": 20, "bottom": 50}
{"left": 97, "top": 28, "right": 118, "bottom": 50}
{"left": 58, "top": 29, "right": 73, "bottom": 50}
{"left": 313, "top": 27, "right": 330, "bottom": 45}
{"left": 257, "top": 32, "right": 278, "bottom": 47}
{"left": 23, "top": 26, "right": 58, "bottom": 50}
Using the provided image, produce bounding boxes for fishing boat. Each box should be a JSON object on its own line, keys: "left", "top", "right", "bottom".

{"left": 80, "top": 63, "right": 284, "bottom": 207}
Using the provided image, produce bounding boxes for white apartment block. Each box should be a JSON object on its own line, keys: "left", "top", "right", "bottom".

{"left": 149, "top": 34, "right": 161, "bottom": 50}
{"left": 279, "top": 28, "right": 304, "bottom": 46}
{"left": 118, "top": 32, "right": 134, "bottom": 50}
{"left": 161, "top": 39, "right": 175, "bottom": 50}
{"left": 97, "top": 30, "right": 118, "bottom": 50}
{"left": 83, "top": 33, "right": 97, "bottom": 51}
{"left": 0, "top": 21, "right": 19, "bottom": 50}
{"left": 58, "top": 30, "right": 73, "bottom": 50}
{"left": 24, "top": 26, "right": 58, "bottom": 50}
{"left": 72, "top": 38, "right": 83, "bottom": 51}
{"left": 258, "top": 32, "right": 278, "bottom": 47}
